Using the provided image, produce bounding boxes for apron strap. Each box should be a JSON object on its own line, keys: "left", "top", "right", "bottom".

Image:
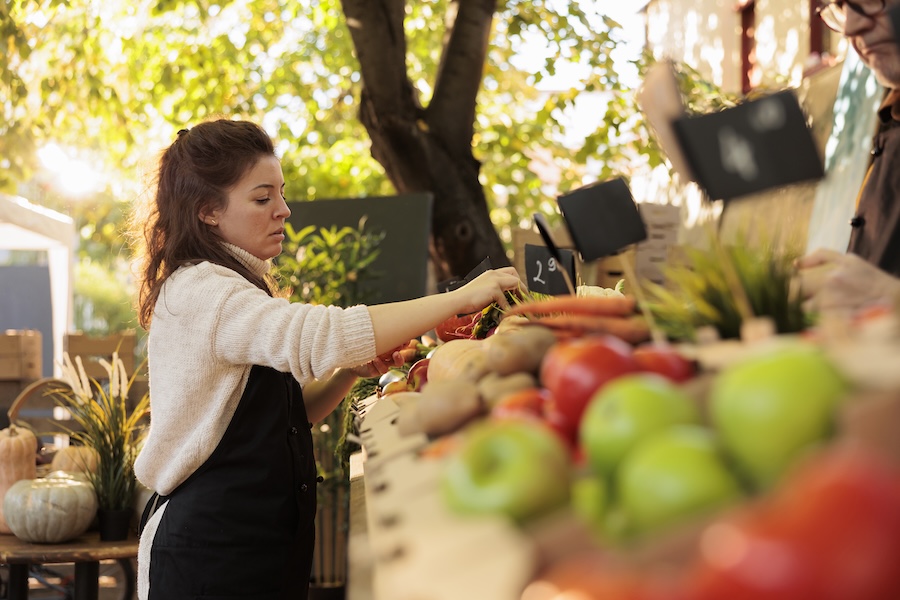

{"left": 139, "top": 492, "right": 169, "bottom": 535}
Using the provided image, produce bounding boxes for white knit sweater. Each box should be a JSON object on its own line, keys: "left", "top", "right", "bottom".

{"left": 134, "top": 243, "right": 376, "bottom": 496}
{"left": 136, "top": 244, "right": 376, "bottom": 599}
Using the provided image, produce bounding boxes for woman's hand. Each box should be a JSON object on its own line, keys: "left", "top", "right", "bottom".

{"left": 347, "top": 340, "right": 417, "bottom": 378}
{"left": 450, "top": 267, "right": 523, "bottom": 315}
{"left": 366, "top": 267, "right": 522, "bottom": 358}
{"left": 795, "top": 248, "right": 900, "bottom": 313}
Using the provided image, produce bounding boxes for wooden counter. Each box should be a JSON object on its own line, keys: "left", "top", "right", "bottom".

{"left": 0, "top": 531, "right": 138, "bottom": 600}
{"left": 346, "top": 394, "right": 535, "bottom": 600}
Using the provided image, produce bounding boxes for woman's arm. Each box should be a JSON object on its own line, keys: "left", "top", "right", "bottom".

{"left": 302, "top": 350, "right": 406, "bottom": 422}
{"left": 366, "top": 267, "right": 521, "bottom": 355}
{"left": 303, "top": 266, "right": 522, "bottom": 421}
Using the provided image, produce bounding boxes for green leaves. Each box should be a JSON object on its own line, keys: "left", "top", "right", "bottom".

{"left": 50, "top": 355, "right": 151, "bottom": 511}
{"left": 645, "top": 231, "right": 807, "bottom": 342}
{"left": 275, "top": 217, "right": 385, "bottom": 308}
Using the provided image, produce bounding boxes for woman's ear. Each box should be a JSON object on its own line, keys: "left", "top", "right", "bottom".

{"left": 198, "top": 208, "right": 219, "bottom": 227}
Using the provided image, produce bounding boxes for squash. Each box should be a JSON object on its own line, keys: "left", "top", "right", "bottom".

{"left": 0, "top": 379, "right": 46, "bottom": 533}
{"left": 427, "top": 339, "right": 490, "bottom": 384}
{"left": 51, "top": 445, "right": 101, "bottom": 476}
{"left": 4, "top": 471, "right": 98, "bottom": 543}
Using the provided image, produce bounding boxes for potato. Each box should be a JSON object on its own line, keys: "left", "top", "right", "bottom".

{"left": 395, "top": 402, "right": 424, "bottom": 437}
{"left": 484, "top": 325, "right": 558, "bottom": 375}
{"left": 477, "top": 371, "right": 538, "bottom": 409}
{"left": 415, "top": 379, "right": 483, "bottom": 437}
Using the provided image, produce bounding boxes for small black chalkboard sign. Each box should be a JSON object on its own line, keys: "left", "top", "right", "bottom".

{"left": 557, "top": 178, "right": 648, "bottom": 261}
{"left": 524, "top": 243, "right": 576, "bottom": 295}
{"left": 671, "top": 90, "right": 824, "bottom": 202}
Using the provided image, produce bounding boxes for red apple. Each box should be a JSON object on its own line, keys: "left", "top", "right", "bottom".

{"left": 633, "top": 343, "right": 696, "bottom": 383}
{"left": 406, "top": 358, "right": 430, "bottom": 391}
{"left": 539, "top": 335, "right": 640, "bottom": 429}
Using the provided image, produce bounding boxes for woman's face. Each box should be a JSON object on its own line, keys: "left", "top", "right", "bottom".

{"left": 203, "top": 155, "right": 291, "bottom": 261}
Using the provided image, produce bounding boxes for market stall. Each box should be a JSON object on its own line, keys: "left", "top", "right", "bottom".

{"left": 346, "top": 285, "right": 900, "bottom": 600}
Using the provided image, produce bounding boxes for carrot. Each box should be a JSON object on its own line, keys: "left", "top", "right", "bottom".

{"left": 521, "top": 314, "right": 651, "bottom": 345}
{"left": 506, "top": 294, "right": 637, "bottom": 318}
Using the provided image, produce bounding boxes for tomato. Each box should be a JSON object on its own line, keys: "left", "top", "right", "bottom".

{"left": 688, "top": 447, "right": 900, "bottom": 600}
{"left": 688, "top": 508, "right": 820, "bottom": 600}
{"left": 540, "top": 392, "right": 580, "bottom": 451}
{"left": 491, "top": 388, "right": 578, "bottom": 454}
{"left": 490, "top": 387, "right": 545, "bottom": 421}
{"left": 771, "top": 447, "right": 900, "bottom": 600}
{"left": 539, "top": 335, "right": 640, "bottom": 428}
{"left": 434, "top": 312, "right": 479, "bottom": 342}
{"left": 524, "top": 554, "right": 689, "bottom": 600}
{"left": 632, "top": 343, "right": 696, "bottom": 383}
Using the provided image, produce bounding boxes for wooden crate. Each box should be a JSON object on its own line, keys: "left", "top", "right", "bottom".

{"left": 0, "top": 330, "right": 42, "bottom": 381}
{"left": 64, "top": 331, "right": 137, "bottom": 380}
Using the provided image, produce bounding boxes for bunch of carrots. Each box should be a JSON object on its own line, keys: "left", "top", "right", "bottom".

{"left": 505, "top": 294, "right": 651, "bottom": 345}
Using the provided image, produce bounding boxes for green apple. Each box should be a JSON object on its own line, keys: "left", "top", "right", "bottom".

{"left": 710, "top": 344, "right": 849, "bottom": 489}
{"left": 441, "top": 420, "right": 571, "bottom": 522}
{"left": 618, "top": 425, "right": 742, "bottom": 536}
{"left": 570, "top": 474, "right": 607, "bottom": 533}
{"left": 579, "top": 373, "right": 700, "bottom": 479}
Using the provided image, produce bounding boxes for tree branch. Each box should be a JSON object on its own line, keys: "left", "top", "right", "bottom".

{"left": 341, "top": 0, "right": 418, "bottom": 118}
{"left": 427, "top": 0, "right": 497, "bottom": 155}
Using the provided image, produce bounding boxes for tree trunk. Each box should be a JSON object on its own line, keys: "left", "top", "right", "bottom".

{"left": 341, "top": 0, "right": 509, "bottom": 282}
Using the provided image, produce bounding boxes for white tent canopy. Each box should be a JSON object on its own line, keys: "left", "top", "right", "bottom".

{"left": 0, "top": 192, "right": 75, "bottom": 375}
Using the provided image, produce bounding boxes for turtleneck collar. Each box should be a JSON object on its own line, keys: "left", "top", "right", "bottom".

{"left": 222, "top": 243, "right": 271, "bottom": 279}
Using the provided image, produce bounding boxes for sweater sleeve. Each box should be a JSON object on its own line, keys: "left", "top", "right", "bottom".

{"left": 164, "top": 262, "right": 377, "bottom": 383}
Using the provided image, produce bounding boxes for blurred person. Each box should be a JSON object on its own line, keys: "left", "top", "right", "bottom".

{"left": 131, "top": 118, "right": 522, "bottom": 600}
{"left": 796, "top": 247, "right": 900, "bottom": 311}
{"left": 800, "top": 0, "right": 900, "bottom": 312}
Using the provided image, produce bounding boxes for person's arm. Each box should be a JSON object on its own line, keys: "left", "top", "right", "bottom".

{"left": 303, "top": 349, "right": 408, "bottom": 422}
{"left": 302, "top": 368, "right": 362, "bottom": 423}
{"left": 795, "top": 248, "right": 900, "bottom": 312}
{"left": 366, "top": 266, "right": 522, "bottom": 355}
{"left": 302, "top": 266, "right": 522, "bottom": 421}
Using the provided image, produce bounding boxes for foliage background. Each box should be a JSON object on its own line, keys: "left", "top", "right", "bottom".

{"left": 1, "top": 0, "right": 731, "bottom": 335}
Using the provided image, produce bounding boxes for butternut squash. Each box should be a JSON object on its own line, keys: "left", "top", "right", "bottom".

{"left": 427, "top": 339, "right": 490, "bottom": 384}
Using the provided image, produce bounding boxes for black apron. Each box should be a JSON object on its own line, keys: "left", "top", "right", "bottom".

{"left": 143, "top": 365, "right": 318, "bottom": 599}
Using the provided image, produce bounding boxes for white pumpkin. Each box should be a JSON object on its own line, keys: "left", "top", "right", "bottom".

{"left": 4, "top": 472, "right": 98, "bottom": 543}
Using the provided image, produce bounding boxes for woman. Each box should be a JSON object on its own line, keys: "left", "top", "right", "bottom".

{"left": 132, "top": 118, "right": 521, "bottom": 599}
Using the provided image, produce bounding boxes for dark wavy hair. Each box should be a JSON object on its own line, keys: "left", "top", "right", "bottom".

{"left": 132, "top": 118, "right": 279, "bottom": 329}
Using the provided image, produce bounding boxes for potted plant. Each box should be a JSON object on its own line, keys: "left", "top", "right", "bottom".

{"left": 50, "top": 351, "right": 150, "bottom": 541}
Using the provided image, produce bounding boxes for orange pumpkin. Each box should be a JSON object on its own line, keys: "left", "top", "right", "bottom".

{"left": 51, "top": 445, "right": 100, "bottom": 476}
{"left": 0, "top": 380, "right": 44, "bottom": 533}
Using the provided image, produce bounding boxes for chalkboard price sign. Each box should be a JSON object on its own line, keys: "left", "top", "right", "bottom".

{"left": 525, "top": 243, "right": 575, "bottom": 296}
